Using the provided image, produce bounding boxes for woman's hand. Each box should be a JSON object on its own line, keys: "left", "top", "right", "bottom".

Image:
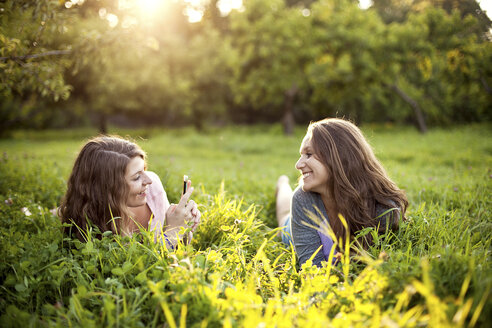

{"left": 187, "top": 199, "right": 201, "bottom": 233}
{"left": 164, "top": 180, "right": 201, "bottom": 242}
{"left": 181, "top": 180, "right": 201, "bottom": 233}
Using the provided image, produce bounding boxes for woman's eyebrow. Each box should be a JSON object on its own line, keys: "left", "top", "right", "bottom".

{"left": 300, "top": 146, "right": 310, "bottom": 154}
{"left": 302, "top": 146, "right": 312, "bottom": 152}
{"left": 131, "top": 170, "right": 143, "bottom": 177}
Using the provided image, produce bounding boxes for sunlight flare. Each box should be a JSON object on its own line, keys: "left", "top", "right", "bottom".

{"left": 135, "top": 0, "right": 160, "bottom": 13}
{"left": 217, "top": 0, "right": 243, "bottom": 16}
{"left": 358, "top": 0, "right": 373, "bottom": 10}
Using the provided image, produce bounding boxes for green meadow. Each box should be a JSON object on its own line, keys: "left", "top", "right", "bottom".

{"left": 0, "top": 124, "right": 491, "bottom": 327}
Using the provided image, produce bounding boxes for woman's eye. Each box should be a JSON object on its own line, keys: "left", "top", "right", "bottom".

{"left": 306, "top": 153, "right": 312, "bottom": 158}
{"left": 133, "top": 175, "right": 140, "bottom": 181}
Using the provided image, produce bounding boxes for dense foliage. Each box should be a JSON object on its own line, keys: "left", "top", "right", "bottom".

{"left": 1, "top": 0, "right": 491, "bottom": 134}
{"left": 0, "top": 125, "right": 491, "bottom": 326}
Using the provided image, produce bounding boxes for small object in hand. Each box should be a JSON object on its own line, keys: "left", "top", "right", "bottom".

{"left": 183, "top": 175, "right": 188, "bottom": 194}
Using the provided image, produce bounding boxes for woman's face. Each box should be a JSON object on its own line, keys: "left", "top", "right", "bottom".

{"left": 295, "top": 134, "right": 330, "bottom": 195}
{"left": 125, "top": 156, "right": 152, "bottom": 207}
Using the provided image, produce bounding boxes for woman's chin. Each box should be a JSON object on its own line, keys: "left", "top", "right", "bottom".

{"left": 301, "top": 184, "right": 311, "bottom": 192}
{"left": 128, "top": 198, "right": 147, "bottom": 208}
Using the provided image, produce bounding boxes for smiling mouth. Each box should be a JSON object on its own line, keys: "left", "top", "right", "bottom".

{"left": 302, "top": 172, "right": 312, "bottom": 178}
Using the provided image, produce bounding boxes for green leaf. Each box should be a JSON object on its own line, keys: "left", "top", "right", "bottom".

{"left": 136, "top": 271, "right": 147, "bottom": 284}
{"left": 77, "top": 285, "right": 87, "bottom": 296}
{"left": 15, "top": 283, "right": 27, "bottom": 292}
{"left": 111, "top": 267, "right": 124, "bottom": 276}
{"left": 122, "top": 261, "right": 132, "bottom": 273}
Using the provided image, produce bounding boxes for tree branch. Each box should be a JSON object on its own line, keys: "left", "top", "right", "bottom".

{"left": 0, "top": 50, "right": 71, "bottom": 62}
{"left": 389, "top": 83, "right": 428, "bottom": 134}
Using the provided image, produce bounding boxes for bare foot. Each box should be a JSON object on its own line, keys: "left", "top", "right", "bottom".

{"left": 276, "top": 175, "right": 290, "bottom": 196}
{"left": 275, "top": 175, "right": 292, "bottom": 229}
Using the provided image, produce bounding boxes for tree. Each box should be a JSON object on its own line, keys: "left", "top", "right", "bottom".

{"left": 372, "top": 0, "right": 491, "bottom": 38}
{"left": 307, "top": 1, "right": 491, "bottom": 132}
{"left": 182, "top": 23, "right": 237, "bottom": 130}
{"left": 1, "top": 0, "right": 490, "bottom": 133}
{"left": 307, "top": 0, "right": 397, "bottom": 125}
{"left": 0, "top": 0, "right": 72, "bottom": 133}
{"left": 401, "top": 8, "right": 492, "bottom": 124}
{"left": 228, "top": 0, "right": 313, "bottom": 134}
{"left": 61, "top": 0, "right": 191, "bottom": 132}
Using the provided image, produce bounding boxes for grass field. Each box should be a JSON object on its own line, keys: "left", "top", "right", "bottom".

{"left": 0, "top": 124, "right": 491, "bottom": 327}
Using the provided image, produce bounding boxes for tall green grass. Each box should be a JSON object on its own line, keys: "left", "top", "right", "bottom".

{"left": 0, "top": 124, "right": 490, "bottom": 327}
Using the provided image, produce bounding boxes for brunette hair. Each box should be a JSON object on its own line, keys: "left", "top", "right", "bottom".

{"left": 307, "top": 118, "right": 408, "bottom": 246}
{"left": 59, "top": 136, "right": 146, "bottom": 241}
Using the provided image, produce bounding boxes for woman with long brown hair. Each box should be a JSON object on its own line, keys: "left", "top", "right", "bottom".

{"left": 59, "top": 136, "right": 200, "bottom": 247}
{"left": 276, "top": 118, "right": 407, "bottom": 267}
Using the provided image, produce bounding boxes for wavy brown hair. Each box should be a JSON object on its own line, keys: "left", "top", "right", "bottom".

{"left": 59, "top": 136, "right": 146, "bottom": 241}
{"left": 307, "top": 118, "right": 408, "bottom": 247}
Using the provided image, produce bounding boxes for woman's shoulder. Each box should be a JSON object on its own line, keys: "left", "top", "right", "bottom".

{"left": 375, "top": 200, "right": 401, "bottom": 228}
{"left": 146, "top": 171, "right": 166, "bottom": 193}
{"left": 293, "top": 186, "right": 317, "bottom": 202}
{"left": 145, "top": 170, "right": 160, "bottom": 181}
{"left": 375, "top": 199, "right": 400, "bottom": 214}
{"left": 291, "top": 186, "right": 328, "bottom": 227}
{"left": 292, "top": 186, "right": 323, "bottom": 209}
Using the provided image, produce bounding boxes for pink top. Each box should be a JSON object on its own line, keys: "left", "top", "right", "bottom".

{"left": 145, "top": 171, "right": 170, "bottom": 241}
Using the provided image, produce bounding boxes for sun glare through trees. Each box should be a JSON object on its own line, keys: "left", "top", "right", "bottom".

{"left": 115, "top": 0, "right": 244, "bottom": 24}
{"left": 135, "top": 0, "right": 161, "bottom": 15}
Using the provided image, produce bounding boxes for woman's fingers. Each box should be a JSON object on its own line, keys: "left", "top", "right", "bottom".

{"left": 166, "top": 183, "right": 202, "bottom": 235}
{"left": 168, "top": 203, "right": 177, "bottom": 213}
{"left": 186, "top": 200, "right": 201, "bottom": 232}
{"left": 192, "top": 210, "right": 201, "bottom": 223}
{"left": 177, "top": 186, "right": 194, "bottom": 210}
{"left": 166, "top": 203, "right": 188, "bottom": 228}
{"left": 191, "top": 211, "right": 200, "bottom": 234}
{"left": 181, "top": 179, "right": 192, "bottom": 197}
{"left": 183, "top": 199, "right": 200, "bottom": 222}
{"left": 186, "top": 200, "right": 197, "bottom": 214}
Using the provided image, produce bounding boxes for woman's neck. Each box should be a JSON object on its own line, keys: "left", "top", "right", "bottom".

{"left": 128, "top": 204, "right": 151, "bottom": 231}
{"left": 320, "top": 187, "right": 338, "bottom": 220}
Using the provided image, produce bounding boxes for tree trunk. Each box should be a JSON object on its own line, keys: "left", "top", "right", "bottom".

{"left": 480, "top": 76, "right": 492, "bottom": 95}
{"left": 0, "top": 94, "right": 38, "bottom": 133}
{"left": 390, "top": 84, "right": 427, "bottom": 133}
{"left": 98, "top": 112, "right": 108, "bottom": 135}
{"left": 282, "top": 83, "right": 298, "bottom": 136}
{"left": 193, "top": 110, "right": 204, "bottom": 132}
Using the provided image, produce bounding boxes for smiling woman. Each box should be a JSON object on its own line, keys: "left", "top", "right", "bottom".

{"left": 276, "top": 118, "right": 408, "bottom": 267}
{"left": 58, "top": 136, "right": 201, "bottom": 247}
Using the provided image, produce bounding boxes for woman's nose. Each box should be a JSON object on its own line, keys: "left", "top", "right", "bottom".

{"left": 295, "top": 157, "right": 304, "bottom": 170}
{"left": 143, "top": 172, "right": 152, "bottom": 185}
